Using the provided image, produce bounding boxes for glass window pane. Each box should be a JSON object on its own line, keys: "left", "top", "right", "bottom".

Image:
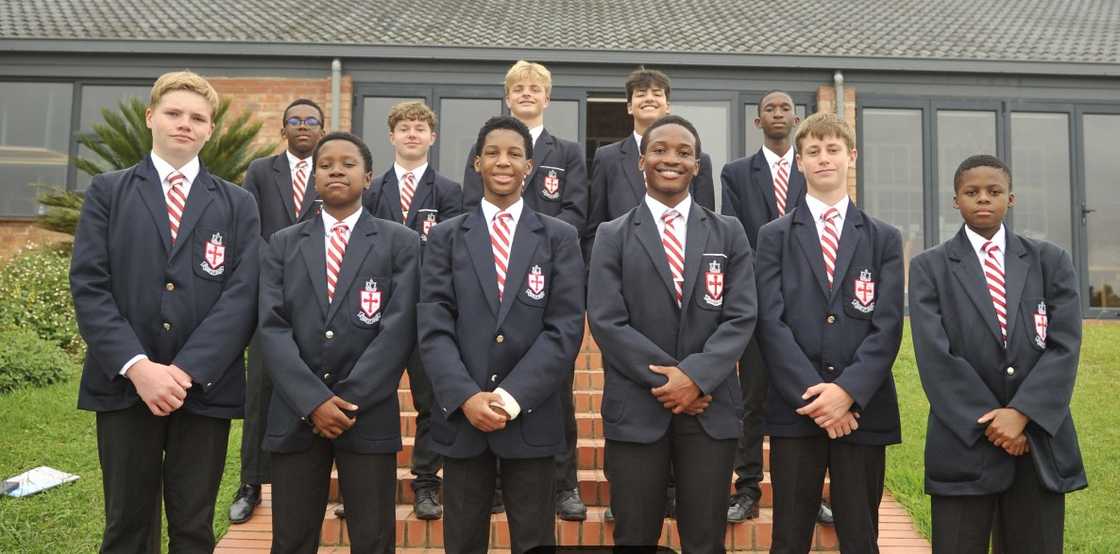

{"left": 438, "top": 98, "right": 502, "bottom": 176}
{"left": 77, "top": 85, "right": 151, "bottom": 190}
{"left": 744, "top": 104, "right": 808, "bottom": 158}
{"left": 361, "top": 97, "right": 425, "bottom": 173}
{"left": 0, "top": 82, "right": 73, "bottom": 217}
{"left": 936, "top": 110, "right": 997, "bottom": 243}
{"left": 1082, "top": 114, "right": 1120, "bottom": 309}
{"left": 546, "top": 100, "right": 579, "bottom": 143}
{"left": 1010, "top": 113, "right": 1071, "bottom": 251}
{"left": 861, "top": 108, "right": 924, "bottom": 294}
{"left": 672, "top": 101, "right": 730, "bottom": 211}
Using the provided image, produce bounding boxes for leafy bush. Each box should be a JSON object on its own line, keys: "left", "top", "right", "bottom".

{"left": 0, "top": 327, "right": 78, "bottom": 393}
{"left": 0, "top": 243, "right": 81, "bottom": 352}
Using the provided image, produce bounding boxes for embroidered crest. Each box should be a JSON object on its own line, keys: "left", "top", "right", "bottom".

{"left": 200, "top": 233, "right": 226, "bottom": 276}
{"left": 420, "top": 210, "right": 438, "bottom": 241}
{"left": 541, "top": 169, "right": 561, "bottom": 200}
{"left": 850, "top": 269, "right": 876, "bottom": 313}
{"left": 703, "top": 259, "right": 724, "bottom": 307}
{"left": 526, "top": 265, "right": 546, "bottom": 300}
{"left": 357, "top": 279, "right": 383, "bottom": 325}
{"left": 1034, "top": 301, "right": 1048, "bottom": 348}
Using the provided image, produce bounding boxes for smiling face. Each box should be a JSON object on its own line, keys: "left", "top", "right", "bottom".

{"left": 796, "top": 133, "right": 857, "bottom": 201}
{"left": 627, "top": 85, "right": 670, "bottom": 130}
{"left": 389, "top": 118, "right": 436, "bottom": 164}
{"left": 505, "top": 78, "right": 550, "bottom": 123}
{"left": 281, "top": 104, "right": 325, "bottom": 159}
{"left": 313, "top": 138, "right": 372, "bottom": 215}
{"left": 955, "top": 165, "right": 1015, "bottom": 238}
{"left": 146, "top": 89, "right": 214, "bottom": 166}
{"left": 756, "top": 92, "right": 798, "bottom": 141}
{"left": 640, "top": 123, "right": 699, "bottom": 207}
{"left": 474, "top": 128, "right": 532, "bottom": 207}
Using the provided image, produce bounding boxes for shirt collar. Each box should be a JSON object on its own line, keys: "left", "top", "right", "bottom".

{"left": 286, "top": 150, "right": 311, "bottom": 172}
{"left": 528, "top": 125, "right": 544, "bottom": 148}
{"left": 761, "top": 145, "right": 795, "bottom": 169}
{"left": 633, "top": 131, "right": 644, "bottom": 152}
{"left": 964, "top": 224, "right": 1006, "bottom": 259}
{"left": 481, "top": 196, "right": 524, "bottom": 227}
{"left": 645, "top": 193, "right": 692, "bottom": 224}
{"left": 805, "top": 194, "right": 849, "bottom": 225}
{"left": 394, "top": 162, "right": 428, "bottom": 185}
{"left": 322, "top": 205, "right": 363, "bottom": 234}
{"left": 150, "top": 151, "right": 200, "bottom": 185}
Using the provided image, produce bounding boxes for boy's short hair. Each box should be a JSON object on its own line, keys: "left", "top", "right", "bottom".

{"left": 313, "top": 131, "right": 373, "bottom": 174}
{"left": 149, "top": 70, "right": 220, "bottom": 118}
{"left": 757, "top": 90, "right": 794, "bottom": 115}
{"left": 640, "top": 114, "right": 702, "bottom": 158}
{"left": 473, "top": 116, "right": 534, "bottom": 161}
{"left": 282, "top": 98, "right": 325, "bottom": 126}
{"left": 625, "top": 67, "right": 672, "bottom": 103}
{"left": 387, "top": 101, "right": 437, "bottom": 131}
{"left": 794, "top": 112, "right": 856, "bottom": 152}
{"left": 504, "top": 60, "right": 552, "bottom": 96}
{"left": 953, "top": 154, "right": 1013, "bottom": 192}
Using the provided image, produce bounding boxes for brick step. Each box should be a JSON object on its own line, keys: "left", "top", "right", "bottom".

{"left": 398, "top": 388, "right": 604, "bottom": 414}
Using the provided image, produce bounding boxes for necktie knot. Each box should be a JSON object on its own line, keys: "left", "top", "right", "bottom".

{"left": 982, "top": 241, "right": 1000, "bottom": 257}
{"left": 331, "top": 222, "right": 349, "bottom": 237}
{"left": 167, "top": 172, "right": 185, "bottom": 187}
{"left": 296, "top": 159, "right": 308, "bottom": 170}
{"left": 662, "top": 209, "right": 681, "bottom": 228}
{"left": 822, "top": 207, "right": 839, "bottom": 224}
{"left": 495, "top": 212, "right": 513, "bottom": 226}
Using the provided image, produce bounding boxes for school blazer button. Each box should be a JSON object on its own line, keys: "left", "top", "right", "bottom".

{"left": 165, "top": 282, "right": 175, "bottom": 291}
{"left": 826, "top": 314, "right": 837, "bottom": 324}
{"left": 162, "top": 322, "right": 172, "bottom": 331}
{"left": 325, "top": 330, "right": 334, "bottom": 339}
{"left": 323, "top": 373, "right": 331, "bottom": 380}
{"left": 1006, "top": 366, "right": 1015, "bottom": 376}
{"left": 491, "top": 374, "right": 498, "bottom": 383}
{"left": 825, "top": 364, "right": 836, "bottom": 372}
{"left": 495, "top": 334, "right": 505, "bottom": 344}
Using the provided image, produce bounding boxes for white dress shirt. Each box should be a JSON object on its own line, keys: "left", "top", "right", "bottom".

{"left": 321, "top": 206, "right": 362, "bottom": 253}
{"left": 965, "top": 223, "right": 1007, "bottom": 270}
{"left": 479, "top": 196, "right": 526, "bottom": 419}
{"left": 645, "top": 193, "right": 692, "bottom": 254}
{"left": 528, "top": 125, "right": 544, "bottom": 148}
{"left": 761, "top": 145, "right": 795, "bottom": 182}
{"left": 394, "top": 162, "right": 428, "bottom": 199}
{"left": 805, "top": 194, "right": 850, "bottom": 244}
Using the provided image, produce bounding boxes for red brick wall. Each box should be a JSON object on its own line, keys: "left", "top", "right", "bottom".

{"left": 0, "top": 221, "right": 70, "bottom": 264}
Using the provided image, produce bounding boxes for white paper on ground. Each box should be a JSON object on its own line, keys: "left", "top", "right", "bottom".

{"left": 3, "top": 466, "right": 79, "bottom": 497}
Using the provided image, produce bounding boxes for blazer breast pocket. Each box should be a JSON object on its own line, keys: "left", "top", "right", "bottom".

{"left": 842, "top": 266, "right": 878, "bottom": 320}
{"left": 694, "top": 253, "right": 729, "bottom": 312}
{"left": 516, "top": 262, "right": 550, "bottom": 308}
{"left": 192, "top": 227, "right": 231, "bottom": 282}
{"left": 535, "top": 165, "right": 565, "bottom": 202}
{"left": 350, "top": 274, "right": 391, "bottom": 329}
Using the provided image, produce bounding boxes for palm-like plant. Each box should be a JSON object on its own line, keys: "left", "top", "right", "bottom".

{"left": 37, "top": 96, "right": 278, "bottom": 235}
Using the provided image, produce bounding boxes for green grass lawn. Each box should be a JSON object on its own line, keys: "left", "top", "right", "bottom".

{"left": 886, "top": 322, "right": 1120, "bottom": 553}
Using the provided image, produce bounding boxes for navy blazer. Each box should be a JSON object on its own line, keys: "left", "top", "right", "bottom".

{"left": 70, "top": 156, "right": 261, "bottom": 419}
{"left": 242, "top": 153, "right": 318, "bottom": 241}
{"left": 910, "top": 227, "right": 1086, "bottom": 495}
{"left": 462, "top": 128, "right": 588, "bottom": 234}
{"left": 362, "top": 165, "right": 463, "bottom": 243}
{"left": 756, "top": 200, "right": 903, "bottom": 446}
{"left": 720, "top": 148, "right": 806, "bottom": 248}
{"left": 418, "top": 207, "right": 585, "bottom": 460}
{"left": 258, "top": 211, "right": 419, "bottom": 454}
{"left": 585, "top": 135, "right": 716, "bottom": 255}
{"left": 588, "top": 201, "right": 756, "bottom": 443}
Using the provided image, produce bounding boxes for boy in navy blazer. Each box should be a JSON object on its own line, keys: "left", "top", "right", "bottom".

{"left": 756, "top": 112, "right": 904, "bottom": 553}
{"left": 259, "top": 132, "right": 419, "bottom": 553}
{"left": 420, "top": 116, "right": 585, "bottom": 553}
{"left": 362, "top": 100, "right": 462, "bottom": 520}
{"left": 910, "top": 154, "right": 1086, "bottom": 553}
{"left": 70, "top": 71, "right": 261, "bottom": 553}
{"left": 232, "top": 97, "right": 326, "bottom": 524}
{"left": 461, "top": 60, "right": 590, "bottom": 518}
{"left": 588, "top": 114, "right": 757, "bottom": 551}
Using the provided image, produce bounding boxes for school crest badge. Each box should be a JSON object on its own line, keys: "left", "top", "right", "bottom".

{"left": 703, "top": 259, "right": 724, "bottom": 307}
{"left": 526, "top": 265, "right": 546, "bottom": 300}
{"left": 1034, "top": 301, "right": 1048, "bottom": 348}
{"left": 851, "top": 269, "right": 876, "bottom": 313}
{"left": 420, "top": 210, "right": 437, "bottom": 241}
{"left": 357, "top": 279, "right": 383, "bottom": 325}
{"left": 541, "top": 169, "right": 561, "bottom": 200}
{"left": 200, "top": 233, "right": 226, "bottom": 276}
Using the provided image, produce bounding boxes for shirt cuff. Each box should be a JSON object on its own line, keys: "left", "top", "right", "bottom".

{"left": 493, "top": 387, "right": 522, "bottom": 420}
{"left": 120, "top": 354, "right": 148, "bottom": 377}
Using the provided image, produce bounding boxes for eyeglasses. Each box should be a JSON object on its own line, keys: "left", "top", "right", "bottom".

{"left": 286, "top": 116, "right": 322, "bottom": 128}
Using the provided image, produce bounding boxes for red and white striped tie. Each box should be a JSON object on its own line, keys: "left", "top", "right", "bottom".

{"left": 401, "top": 172, "right": 416, "bottom": 221}
{"left": 166, "top": 171, "right": 187, "bottom": 245}
{"left": 661, "top": 209, "right": 685, "bottom": 307}
{"left": 982, "top": 241, "right": 1008, "bottom": 346}
{"left": 491, "top": 212, "right": 513, "bottom": 302}
{"left": 820, "top": 207, "right": 841, "bottom": 288}
{"left": 293, "top": 159, "right": 308, "bottom": 219}
{"left": 774, "top": 159, "right": 789, "bottom": 216}
{"left": 326, "top": 222, "right": 349, "bottom": 303}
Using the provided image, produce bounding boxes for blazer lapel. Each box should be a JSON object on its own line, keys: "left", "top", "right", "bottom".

{"left": 407, "top": 167, "right": 437, "bottom": 227}
{"left": 296, "top": 172, "right": 317, "bottom": 221}
{"left": 527, "top": 129, "right": 554, "bottom": 183}
{"left": 136, "top": 157, "right": 172, "bottom": 254}
{"left": 169, "top": 168, "right": 215, "bottom": 261}
{"left": 1002, "top": 232, "right": 1030, "bottom": 342}
{"left": 496, "top": 210, "right": 543, "bottom": 327}
{"left": 380, "top": 170, "right": 404, "bottom": 224}
{"left": 791, "top": 203, "right": 831, "bottom": 299}
{"left": 326, "top": 213, "right": 378, "bottom": 323}
{"left": 679, "top": 203, "right": 710, "bottom": 317}
{"left": 948, "top": 228, "right": 1004, "bottom": 345}
{"left": 272, "top": 154, "right": 298, "bottom": 224}
{"left": 634, "top": 203, "right": 679, "bottom": 304}
{"left": 464, "top": 209, "right": 500, "bottom": 318}
{"left": 752, "top": 150, "right": 779, "bottom": 221}
{"left": 828, "top": 205, "right": 865, "bottom": 302}
{"left": 787, "top": 161, "right": 806, "bottom": 210}
{"left": 621, "top": 136, "right": 646, "bottom": 205}
{"left": 299, "top": 214, "right": 330, "bottom": 319}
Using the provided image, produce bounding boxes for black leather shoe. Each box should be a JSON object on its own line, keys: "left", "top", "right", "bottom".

{"left": 334, "top": 504, "right": 345, "bottom": 518}
{"left": 727, "top": 496, "right": 760, "bottom": 522}
{"left": 228, "top": 483, "right": 261, "bottom": 524}
{"left": 817, "top": 502, "right": 834, "bottom": 525}
{"left": 414, "top": 488, "right": 443, "bottom": 520}
{"left": 664, "top": 487, "right": 676, "bottom": 519}
{"left": 491, "top": 489, "right": 505, "bottom": 514}
{"left": 556, "top": 488, "right": 587, "bottom": 521}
